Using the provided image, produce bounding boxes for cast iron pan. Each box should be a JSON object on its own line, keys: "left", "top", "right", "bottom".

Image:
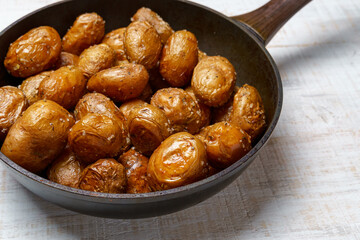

{"left": 0, "top": 0, "right": 311, "bottom": 218}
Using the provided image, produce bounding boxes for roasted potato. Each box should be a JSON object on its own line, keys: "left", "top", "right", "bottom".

{"left": 198, "top": 122, "right": 251, "bottom": 169}
{"left": 87, "top": 63, "right": 149, "bottom": 102}
{"left": 147, "top": 132, "right": 208, "bottom": 191}
{"left": 4, "top": 26, "right": 61, "bottom": 78}
{"left": 78, "top": 158, "right": 127, "bottom": 193}
{"left": 230, "top": 84, "right": 266, "bottom": 140}
{"left": 124, "top": 21, "right": 162, "bottom": 69}
{"left": 68, "top": 113, "right": 130, "bottom": 164}
{"left": 185, "top": 86, "right": 211, "bottom": 129}
{"left": 211, "top": 86, "right": 240, "bottom": 123}
{"left": 159, "top": 30, "right": 198, "bottom": 87}
{"left": 148, "top": 67, "right": 171, "bottom": 92}
{"left": 1, "top": 100, "right": 74, "bottom": 173}
{"left": 138, "top": 83, "right": 153, "bottom": 102}
{"left": 102, "top": 28, "right": 127, "bottom": 62}
{"left": 198, "top": 50, "right": 208, "bottom": 62}
{"left": 62, "top": 12, "right": 105, "bottom": 55}
{"left": 151, "top": 88, "right": 203, "bottom": 134}
{"left": 0, "top": 86, "right": 28, "bottom": 140}
{"left": 127, "top": 103, "right": 171, "bottom": 156}
{"left": 119, "top": 99, "right": 147, "bottom": 122}
{"left": 38, "top": 66, "right": 87, "bottom": 110}
{"left": 131, "top": 7, "right": 174, "bottom": 44}
{"left": 191, "top": 56, "right": 236, "bottom": 107}
{"left": 77, "top": 43, "right": 116, "bottom": 78}
{"left": 118, "top": 148, "right": 151, "bottom": 194}
{"left": 47, "top": 146, "right": 85, "bottom": 188}
{"left": 19, "top": 71, "right": 52, "bottom": 105}
{"left": 54, "top": 52, "right": 79, "bottom": 69}
{"left": 74, "top": 92, "right": 126, "bottom": 122}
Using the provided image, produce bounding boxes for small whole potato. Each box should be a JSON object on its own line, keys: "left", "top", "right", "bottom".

{"left": 185, "top": 86, "right": 211, "bottom": 129}
{"left": 1, "top": 100, "right": 74, "bottom": 173}
{"left": 118, "top": 148, "right": 151, "bottom": 194}
{"left": 198, "top": 122, "right": 252, "bottom": 169}
{"left": 150, "top": 88, "right": 203, "bottom": 134}
{"left": 211, "top": 86, "right": 240, "bottom": 123}
{"left": 38, "top": 66, "right": 87, "bottom": 110}
{"left": 47, "top": 147, "right": 85, "bottom": 188}
{"left": 119, "top": 99, "right": 147, "bottom": 122}
{"left": 19, "top": 71, "right": 52, "bottom": 105}
{"left": 77, "top": 43, "right": 116, "bottom": 78}
{"left": 54, "top": 52, "right": 79, "bottom": 69}
{"left": 0, "top": 86, "right": 28, "bottom": 140}
{"left": 131, "top": 7, "right": 174, "bottom": 44}
{"left": 62, "top": 12, "right": 105, "bottom": 55}
{"left": 78, "top": 158, "right": 127, "bottom": 193}
{"left": 191, "top": 56, "right": 236, "bottom": 107}
{"left": 124, "top": 21, "right": 162, "bottom": 69}
{"left": 87, "top": 63, "right": 149, "bottom": 102}
{"left": 230, "top": 84, "right": 266, "bottom": 140}
{"left": 68, "top": 113, "right": 130, "bottom": 164}
{"left": 147, "top": 132, "right": 208, "bottom": 191}
{"left": 159, "top": 30, "right": 198, "bottom": 87}
{"left": 127, "top": 103, "right": 171, "bottom": 156}
{"left": 4, "top": 26, "right": 61, "bottom": 78}
{"left": 102, "top": 28, "right": 127, "bottom": 62}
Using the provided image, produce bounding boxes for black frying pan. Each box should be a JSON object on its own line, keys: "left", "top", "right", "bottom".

{"left": 0, "top": 0, "right": 311, "bottom": 218}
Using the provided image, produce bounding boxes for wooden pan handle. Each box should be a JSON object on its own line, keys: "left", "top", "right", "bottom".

{"left": 232, "top": 0, "right": 312, "bottom": 46}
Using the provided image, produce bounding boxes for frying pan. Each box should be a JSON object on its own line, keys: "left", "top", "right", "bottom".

{"left": 0, "top": 0, "right": 311, "bottom": 218}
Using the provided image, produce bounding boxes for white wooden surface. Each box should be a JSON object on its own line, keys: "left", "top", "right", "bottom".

{"left": 1, "top": 0, "right": 360, "bottom": 239}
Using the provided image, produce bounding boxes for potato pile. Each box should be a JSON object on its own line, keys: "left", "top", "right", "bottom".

{"left": 0, "top": 8, "right": 266, "bottom": 194}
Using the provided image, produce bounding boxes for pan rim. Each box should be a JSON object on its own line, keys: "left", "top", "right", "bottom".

{"left": 0, "top": 0, "right": 283, "bottom": 202}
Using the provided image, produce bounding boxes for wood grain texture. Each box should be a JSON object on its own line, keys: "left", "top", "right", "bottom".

{"left": 0, "top": 0, "right": 360, "bottom": 239}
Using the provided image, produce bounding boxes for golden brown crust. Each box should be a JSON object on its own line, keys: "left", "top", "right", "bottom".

{"left": 198, "top": 50, "right": 208, "bottom": 62}
{"left": 127, "top": 103, "right": 171, "bottom": 156}
{"left": 77, "top": 43, "right": 116, "bottom": 78}
{"left": 47, "top": 147, "right": 85, "bottom": 188}
{"left": 198, "top": 122, "right": 251, "bottom": 169}
{"left": 119, "top": 99, "right": 147, "bottom": 123}
{"left": 118, "top": 148, "right": 151, "bottom": 193}
{"left": 62, "top": 13, "right": 105, "bottom": 55}
{"left": 147, "top": 132, "right": 208, "bottom": 191}
{"left": 102, "top": 28, "right": 127, "bottom": 62}
{"left": 131, "top": 7, "right": 174, "bottom": 44}
{"left": 150, "top": 88, "right": 203, "bottom": 134}
{"left": 78, "top": 158, "right": 127, "bottom": 193}
{"left": 19, "top": 71, "right": 53, "bottom": 105}
{"left": 230, "top": 84, "right": 266, "bottom": 140}
{"left": 68, "top": 113, "right": 130, "bottom": 164}
{"left": 191, "top": 56, "right": 236, "bottom": 107}
{"left": 148, "top": 67, "right": 171, "bottom": 92}
{"left": 4, "top": 26, "right": 61, "bottom": 78}
{"left": 159, "top": 30, "right": 198, "bottom": 87}
{"left": 0, "top": 86, "right": 28, "bottom": 140}
{"left": 138, "top": 83, "right": 153, "bottom": 103}
{"left": 87, "top": 63, "right": 149, "bottom": 102}
{"left": 1, "top": 100, "right": 74, "bottom": 173}
{"left": 38, "top": 66, "right": 87, "bottom": 110}
{"left": 211, "top": 86, "right": 240, "bottom": 124}
{"left": 185, "top": 86, "right": 211, "bottom": 129}
{"left": 124, "top": 21, "right": 162, "bottom": 70}
{"left": 54, "top": 52, "right": 79, "bottom": 69}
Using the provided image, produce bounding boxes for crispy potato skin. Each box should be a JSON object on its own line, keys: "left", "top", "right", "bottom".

{"left": 191, "top": 56, "right": 236, "bottom": 107}
{"left": 148, "top": 67, "right": 171, "bottom": 92}
{"left": 230, "top": 84, "right": 266, "bottom": 140}
{"left": 1, "top": 100, "right": 74, "bottom": 173}
{"left": 87, "top": 63, "right": 149, "bottom": 102}
{"left": 77, "top": 43, "right": 116, "bottom": 78}
{"left": 198, "top": 50, "right": 208, "bottom": 62}
{"left": 19, "top": 71, "right": 53, "bottom": 105}
{"left": 131, "top": 7, "right": 174, "bottom": 44}
{"left": 119, "top": 99, "right": 147, "bottom": 122}
{"left": 185, "top": 86, "right": 211, "bottom": 129}
{"left": 47, "top": 147, "right": 84, "bottom": 188}
{"left": 0, "top": 86, "right": 28, "bottom": 140}
{"left": 62, "top": 13, "right": 105, "bottom": 55}
{"left": 118, "top": 148, "right": 151, "bottom": 193}
{"left": 151, "top": 88, "right": 203, "bottom": 134}
{"left": 102, "top": 28, "right": 127, "bottom": 62}
{"left": 159, "top": 30, "right": 198, "bottom": 87}
{"left": 54, "top": 52, "right": 79, "bottom": 69}
{"left": 124, "top": 21, "right": 162, "bottom": 69}
{"left": 78, "top": 158, "right": 127, "bottom": 193}
{"left": 38, "top": 66, "right": 87, "bottom": 110}
{"left": 127, "top": 103, "right": 171, "bottom": 156}
{"left": 68, "top": 113, "right": 130, "bottom": 164}
{"left": 4, "top": 26, "right": 61, "bottom": 78}
{"left": 198, "top": 122, "right": 251, "bottom": 169}
{"left": 211, "top": 86, "right": 240, "bottom": 124}
{"left": 138, "top": 83, "right": 153, "bottom": 103}
{"left": 147, "top": 132, "right": 208, "bottom": 191}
